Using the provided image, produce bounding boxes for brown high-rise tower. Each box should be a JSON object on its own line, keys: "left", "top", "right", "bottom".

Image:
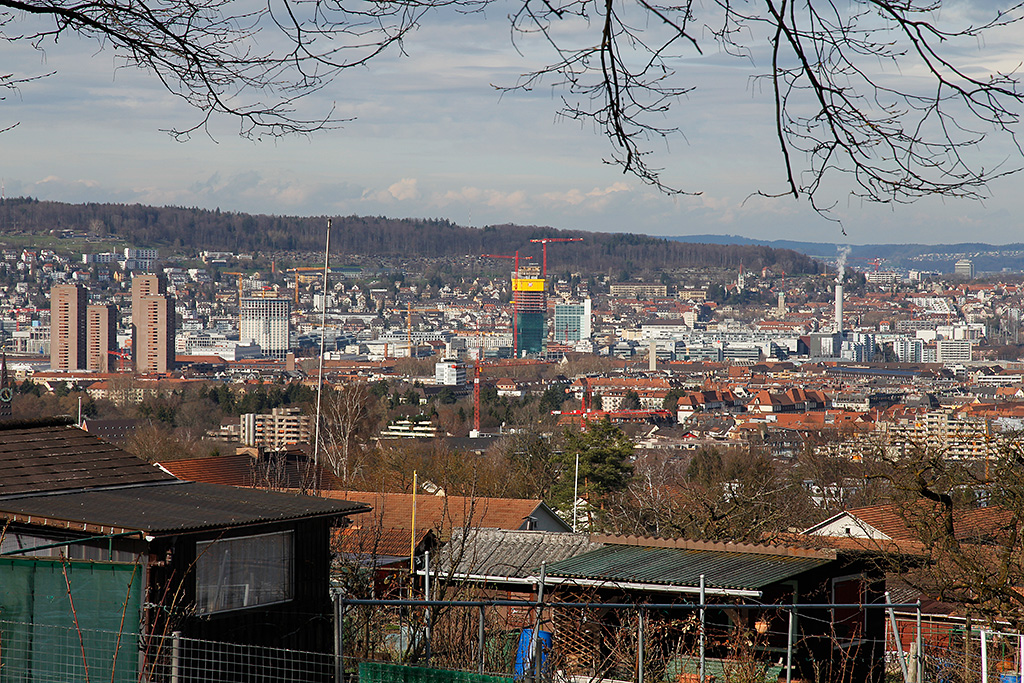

{"left": 86, "top": 303, "right": 119, "bottom": 372}
{"left": 50, "top": 284, "right": 88, "bottom": 371}
{"left": 132, "top": 274, "right": 175, "bottom": 373}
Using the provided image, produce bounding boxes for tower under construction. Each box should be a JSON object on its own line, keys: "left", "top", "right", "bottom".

{"left": 513, "top": 263, "right": 545, "bottom": 356}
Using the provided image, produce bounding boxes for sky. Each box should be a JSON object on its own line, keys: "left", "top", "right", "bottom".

{"left": 2, "top": 0, "right": 1024, "bottom": 246}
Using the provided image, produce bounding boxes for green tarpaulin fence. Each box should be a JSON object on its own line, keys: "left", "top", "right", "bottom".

{"left": 358, "top": 661, "right": 513, "bottom": 683}
{"left": 0, "top": 556, "right": 141, "bottom": 683}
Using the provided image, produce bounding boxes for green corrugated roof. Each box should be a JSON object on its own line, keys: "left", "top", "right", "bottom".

{"left": 544, "top": 545, "right": 830, "bottom": 592}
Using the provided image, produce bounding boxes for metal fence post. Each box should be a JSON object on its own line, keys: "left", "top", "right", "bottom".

{"left": 885, "top": 591, "right": 910, "bottom": 683}
{"left": 786, "top": 608, "right": 793, "bottom": 683}
{"left": 981, "top": 629, "right": 988, "bottom": 683}
{"left": 699, "top": 574, "right": 706, "bottom": 683}
{"left": 1018, "top": 633, "right": 1023, "bottom": 683}
{"left": 478, "top": 604, "right": 486, "bottom": 675}
{"left": 533, "top": 562, "right": 547, "bottom": 683}
{"left": 334, "top": 591, "right": 344, "bottom": 683}
{"left": 915, "top": 600, "right": 922, "bottom": 683}
{"left": 171, "top": 631, "right": 181, "bottom": 683}
{"left": 637, "top": 608, "right": 644, "bottom": 683}
{"left": 424, "top": 550, "right": 432, "bottom": 667}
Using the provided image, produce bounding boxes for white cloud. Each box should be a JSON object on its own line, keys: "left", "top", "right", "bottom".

{"left": 388, "top": 178, "right": 420, "bottom": 201}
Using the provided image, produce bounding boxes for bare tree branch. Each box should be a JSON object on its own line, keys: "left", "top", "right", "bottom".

{"left": 2, "top": 0, "right": 1022, "bottom": 211}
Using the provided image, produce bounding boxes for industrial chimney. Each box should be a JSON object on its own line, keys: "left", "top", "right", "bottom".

{"left": 835, "top": 282, "right": 844, "bottom": 332}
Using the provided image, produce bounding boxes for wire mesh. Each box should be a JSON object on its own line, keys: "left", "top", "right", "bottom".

{"left": 336, "top": 598, "right": 891, "bottom": 683}
{"left": 0, "top": 619, "right": 336, "bottom": 683}
{"left": 0, "top": 618, "right": 139, "bottom": 683}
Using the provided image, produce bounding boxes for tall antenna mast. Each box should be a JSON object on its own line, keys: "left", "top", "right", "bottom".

{"left": 312, "top": 219, "right": 332, "bottom": 490}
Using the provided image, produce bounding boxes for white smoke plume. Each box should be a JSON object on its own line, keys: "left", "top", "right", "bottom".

{"left": 836, "top": 245, "right": 851, "bottom": 282}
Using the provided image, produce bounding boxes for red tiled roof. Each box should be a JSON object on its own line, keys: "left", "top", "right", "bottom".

{"left": 159, "top": 452, "right": 343, "bottom": 489}
{"left": 322, "top": 490, "right": 548, "bottom": 537}
{"left": 333, "top": 526, "right": 432, "bottom": 558}
{"left": 847, "top": 503, "right": 1013, "bottom": 542}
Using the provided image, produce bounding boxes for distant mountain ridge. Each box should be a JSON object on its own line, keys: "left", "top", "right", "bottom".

{"left": 668, "top": 234, "right": 1024, "bottom": 273}
{"left": 0, "top": 198, "right": 821, "bottom": 275}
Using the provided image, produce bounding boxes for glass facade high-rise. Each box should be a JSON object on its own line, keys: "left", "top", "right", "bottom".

{"left": 512, "top": 266, "right": 545, "bottom": 356}
{"left": 553, "top": 299, "right": 592, "bottom": 342}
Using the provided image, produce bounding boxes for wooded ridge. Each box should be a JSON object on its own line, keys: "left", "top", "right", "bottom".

{"left": 0, "top": 198, "right": 820, "bottom": 274}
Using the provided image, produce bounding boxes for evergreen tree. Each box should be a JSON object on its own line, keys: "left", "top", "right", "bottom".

{"left": 550, "top": 419, "right": 634, "bottom": 513}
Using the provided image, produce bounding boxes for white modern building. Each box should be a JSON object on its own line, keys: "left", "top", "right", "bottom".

{"left": 240, "top": 297, "right": 291, "bottom": 359}
{"left": 937, "top": 339, "right": 973, "bottom": 364}
{"left": 435, "top": 359, "right": 467, "bottom": 385}
{"left": 954, "top": 259, "right": 975, "bottom": 278}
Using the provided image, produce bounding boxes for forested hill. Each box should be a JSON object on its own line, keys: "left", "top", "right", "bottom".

{"left": 0, "top": 198, "right": 819, "bottom": 273}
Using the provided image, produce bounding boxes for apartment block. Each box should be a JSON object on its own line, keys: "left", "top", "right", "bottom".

{"left": 132, "top": 274, "right": 175, "bottom": 373}
{"left": 609, "top": 283, "right": 668, "bottom": 298}
{"left": 240, "top": 297, "right": 290, "bottom": 359}
{"left": 86, "top": 304, "right": 118, "bottom": 372}
{"left": 240, "top": 407, "right": 312, "bottom": 449}
{"left": 50, "top": 284, "right": 87, "bottom": 371}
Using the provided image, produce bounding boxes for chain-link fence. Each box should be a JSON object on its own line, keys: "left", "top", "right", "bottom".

{"left": 887, "top": 620, "right": 1024, "bottom": 683}
{"left": 0, "top": 618, "right": 336, "bottom": 683}
{"left": 335, "top": 595, "right": 923, "bottom": 683}
{"left": 8, "top": 604, "right": 1022, "bottom": 682}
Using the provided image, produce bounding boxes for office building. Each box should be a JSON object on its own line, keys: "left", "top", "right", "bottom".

{"left": 513, "top": 265, "right": 545, "bottom": 356}
{"left": 937, "top": 339, "right": 973, "bottom": 364}
{"left": 553, "top": 299, "right": 593, "bottom": 342}
{"left": 435, "top": 359, "right": 467, "bottom": 386}
{"left": 240, "top": 297, "right": 291, "bottom": 359}
{"left": 132, "top": 274, "right": 175, "bottom": 373}
{"left": 954, "top": 259, "right": 975, "bottom": 278}
{"left": 50, "top": 284, "right": 87, "bottom": 371}
{"left": 86, "top": 304, "right": 118, "bottom": 372}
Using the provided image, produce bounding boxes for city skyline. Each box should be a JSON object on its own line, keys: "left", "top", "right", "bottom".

{"left": 2, "top": 1, "right": 1023, "bottom": 247}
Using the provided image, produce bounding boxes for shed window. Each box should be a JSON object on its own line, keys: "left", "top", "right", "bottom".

{"left": 196, "top": 531, "right": 293, "bottom": 614}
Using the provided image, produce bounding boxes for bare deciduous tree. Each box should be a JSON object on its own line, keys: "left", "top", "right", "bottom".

{"left": 318, "top": 382, "right": 383, "bottom": 483}
{"left": 2, "top": 0, "right": 1022, "bottom": 212}
{"left": 871, "top": 441, "right": 1024, "bottom": 626}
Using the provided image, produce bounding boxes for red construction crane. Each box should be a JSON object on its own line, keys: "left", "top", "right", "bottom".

{"left": 106, "top": 349, "right": 131, "bottom": 372}
{"left": 481, "top": 252, "right": 533, "bottom": 272}
{"left": 529, "top": 238, "right": 583, "bottom": 278}
{"left": 849, "top": 257, "right": 884, "bottom": 272}
{"left": 482, "top": 253, "right": 534, "bottom": 352}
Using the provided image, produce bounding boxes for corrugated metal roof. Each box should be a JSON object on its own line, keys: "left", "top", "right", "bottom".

{"left": 438, "top": 528, "right": 603, "bottom": 580}
{"left": 0, "top": 481, "right": 370, "bottom": 535}
{"left": 545, "top": 545, "right": 831, "bottom": 592}
{"left": 0, "top": 424, "right": 177, "bottom": 497}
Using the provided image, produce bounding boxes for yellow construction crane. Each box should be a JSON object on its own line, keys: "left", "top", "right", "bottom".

{"left": 223, "top": 272, "right": 246, "bottom": 330}
{"left": 389, "top": 304, "right": 443, "bottom": 347}
{"left": 222, "top": 272, "right": 245, "bottom": 300}
{"left": 286, "top": 267, "right": 326, "bottom": 306}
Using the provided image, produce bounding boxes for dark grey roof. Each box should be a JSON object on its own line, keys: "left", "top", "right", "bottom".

{"left": 0, "top": 423, "right": 177, "bottom": 497}
{"left": 544, "top": 544, "right": 831, "bottom": 592}
{"left": 438, "top": 528, "right": 602, "bottom": 580}
{"left": 0, "top": 481, "right": 370, "bottom": 535}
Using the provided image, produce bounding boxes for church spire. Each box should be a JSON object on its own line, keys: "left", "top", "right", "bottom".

{"left": 0, "top": 352, "right": 12, "bottom": 420}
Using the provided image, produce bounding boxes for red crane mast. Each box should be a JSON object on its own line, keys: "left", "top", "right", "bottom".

{"left": 482, "top": 253, "right": 533, "bottom": 352}
{"left": 528, "top": 238, "right": 583, "bottom": 278}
